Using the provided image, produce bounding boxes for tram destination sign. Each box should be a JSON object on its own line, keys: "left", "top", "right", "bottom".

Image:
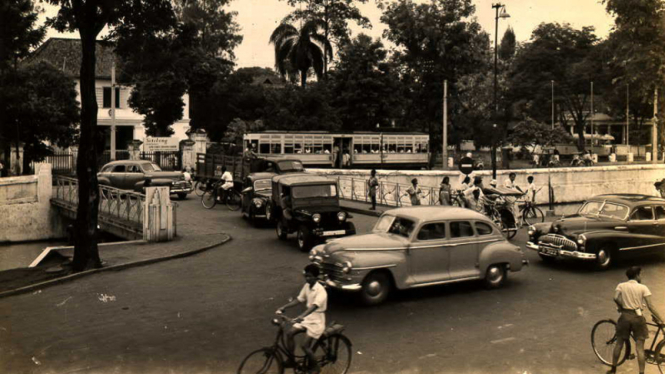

{"left": 145, "top": 137, "right": 179, "bottom": 152}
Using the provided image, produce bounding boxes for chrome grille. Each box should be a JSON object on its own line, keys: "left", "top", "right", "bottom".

{"left": 540, "top": 234, "right": 578, "bottom": 251}
{"left": 321, "top": 262, "right": 344, "bottom": 280}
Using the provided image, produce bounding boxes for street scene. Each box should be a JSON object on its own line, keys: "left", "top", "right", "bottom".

{"left": 2, "top": 0, "right": 665, "bottom": 374}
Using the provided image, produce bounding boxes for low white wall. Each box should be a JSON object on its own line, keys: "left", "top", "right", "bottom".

{"left": 309, "top": 164, "right": 665, "bottom": 206}
{"left": 0, "top": 164, "right": 64, "bottom": 242}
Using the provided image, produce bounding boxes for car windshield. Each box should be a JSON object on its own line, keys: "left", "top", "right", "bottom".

{"left": 579, "top": 201, "right": 628, "bottom": 220}
{"left": 254, "top": 179, "right": 271, "bottom": 191}
{"left": 373, "top": 215, "right": 416, "bottom": 238}
{"left": 292, "top": 184, "right": 337, "bottom": 198}
{"left": 141, "top": 163, "right": 162, "bottom": 172}
{"left": 278, "top": 161, "right": 304, "bottom": 172}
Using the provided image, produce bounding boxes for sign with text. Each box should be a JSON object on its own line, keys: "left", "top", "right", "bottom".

{"left": 145, "top": 137, "right": 179, "bottom": 151}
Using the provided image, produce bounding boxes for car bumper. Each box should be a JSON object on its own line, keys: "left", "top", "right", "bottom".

{"left": 170, "top": 183, "right": 193, "bottom": 194}
{"left": 526, "top": 241, "right": 597, "bottom": 260}
{"left": 324, "top": 278, "right": 362, "bottom": 291}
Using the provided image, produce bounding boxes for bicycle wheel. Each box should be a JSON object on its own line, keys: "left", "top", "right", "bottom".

{"left": 523, "top": 206, "right": 545, "bottom": 225}
{"left": 237, "top": 348, "right": 283, "bottom": 374}
{"left": 500, "top": 209, "right": 518, "bottom": 240}
{"left": 201, "top": 189, "right": 217, "bottom": 209}
{"left": 656, "top": 340, "right": 665, "bottom": 374}
{"left": 312, "top": 334, "right": 352, "bottom": 374}
{"left": 591, "top": 319, "right": 629, "bottom": 366}
{"left": 226, "top": 190, "right": 242, "bottom": 211}
{"left": 194, "top": 180, "right": 206, "bottom": 196}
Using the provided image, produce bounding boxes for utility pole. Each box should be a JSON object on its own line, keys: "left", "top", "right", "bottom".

{"left": 110, "top": 60, "right": 116, "bottom": 161}
{"left": 551, "top": 80, "right": 555, "bottom": 130}
{"left": 590, "top": 81, "right": 594, "bottom": 150}
{"left": 626, "top": 84, "right": 629, "bottom": 146}
{"left": 491, "top": 3, "right": 509, "bottom": 179}
{"left": 442, "top": 80, "right": 448, "bottom": 169}
{"left": 653, "top": 87, "right": 659, "bottom": 164}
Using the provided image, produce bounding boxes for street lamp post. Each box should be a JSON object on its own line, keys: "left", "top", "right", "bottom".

{"left": 492, "top": 3, "right": 510, "bottom": 179}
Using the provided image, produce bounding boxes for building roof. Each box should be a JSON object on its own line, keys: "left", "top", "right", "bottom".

{"left": 24, "top": 38, "right": 117, "bottom": 80}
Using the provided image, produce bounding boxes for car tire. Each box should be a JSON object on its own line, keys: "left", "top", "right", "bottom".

{"left": 594, "top": 247, "right": 613, "bottom": 271}
{"left": 276, "top": 220, "right": 288, "bottom": 241}
{"left": 360, "top": 271, "right": 391, "bottom": 306}
{"left": 484, "top": 264, "right": 507, "bottom": 289}
{"left": 344, "top": 222, "right": 356, "bottom": 235}
{"left": 177, "top": 192, "right": 187, "bottom": 200}
{"left": 297, "top": 225, "right": 314, "bottom": 252}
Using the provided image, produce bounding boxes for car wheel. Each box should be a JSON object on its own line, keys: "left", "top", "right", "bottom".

{"left": 276, "top": 220, "right": 288, "bottom": 240}
{"left": 297, "top": 225, "right": 314, "bottom": 252}
{"left": 177, "top": 192, "right": 187, "bottom": 200}
{"left": 595, "top": 248, "right": 613, "bottom": 271}
{"left": 484, "top": 264, "right": 507, "bottom": 289}
{"left": 344, "top": 222, "right": 356, "bottom": 235}
{"left": 360, "top": 271, "right": 391, "bottom": 306}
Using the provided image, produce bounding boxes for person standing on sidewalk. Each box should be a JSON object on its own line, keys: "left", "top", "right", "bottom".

{"left": 439, "top": 176, "right": 452, "bottom": 205}
{"left": 404, "top": 178, "right": 422, "bottom": 206}
{"left": 367, "top": 169, "right": 379, "bottom": 210}
{"left": 608, "top": 266, "right": 664, "bottom": 374}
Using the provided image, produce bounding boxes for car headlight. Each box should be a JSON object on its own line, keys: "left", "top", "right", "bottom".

{"left": 313, "top": 213, "right": 321, "bottom": 223}
{"left": 341, "top": 261, "right": 353, "bottom": 273}
{"left": 252, "top": 198, "right": 263, "bottom": 207}
{"left": 527, "top": 225, "right": 536, "bottom": 236}
{"left": 553, "top": 226, "right": 559, "bottom": 233}
{"left": 337, "top": 211, "right": 347, "bottom": 221}
{"left": 577, "top": 234, "right": 586, "bottom": 245}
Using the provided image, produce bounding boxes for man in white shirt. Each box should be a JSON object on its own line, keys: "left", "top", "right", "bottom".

{"left": 525, "top": 176, "right": 538, "bottom": 203}
{"left": 277, "top": 264, "right": 328, "bottom": 374}
{"left": 221, "top": 167, "right": 233, "bottom": 191}
{"left": 608, "top": 266, "right": 664, "bottom": 374}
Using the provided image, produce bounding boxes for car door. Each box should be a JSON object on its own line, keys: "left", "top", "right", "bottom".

{"left": 109, "top": 164, "right": 127, "bottom": 189}
{"left": 654, "top": 205, "right": 665, "bottom": 239}
{"left": 124, "top": 164, "right": 144, "bottom": 190}
{"left": 447, "top": 221, "right": 481, "bottom": 280}
{"left": 625, "top": 206, "right": 656, "bottom": 254}
{"left": 410, "top": 222, "right": 451, "bottom": 284}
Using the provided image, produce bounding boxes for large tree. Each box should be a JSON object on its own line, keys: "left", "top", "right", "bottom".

{"left": 379, "top": 0, "right": 490, "bottom": 162}
{"left": 280, "top": 0, "right": 371, "bottom": 78}
{"left": 328, "top": 34, "right": 406, "bottom": 131}
{"left": 270, "top": 19, "right": 332, "bottom": 87}
{"left": 507, "top": 22, "right": 601, "bottom": 151}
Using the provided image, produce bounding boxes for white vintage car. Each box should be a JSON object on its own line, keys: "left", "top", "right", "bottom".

{"left": 310, "top": 206, "right": 528, "bottom": 305}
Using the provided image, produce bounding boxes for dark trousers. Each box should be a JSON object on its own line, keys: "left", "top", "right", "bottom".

{"left": 370, "top": 193, "right": 376, "bottom": 209}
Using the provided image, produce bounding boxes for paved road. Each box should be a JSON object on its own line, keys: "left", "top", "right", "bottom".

{"left": 2, "top": 197, "right": 665, "bottom": 374}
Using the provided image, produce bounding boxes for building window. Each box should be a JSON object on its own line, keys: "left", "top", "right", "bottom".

{"left": 103, "top": 87, "right": 120, "bottom": 108}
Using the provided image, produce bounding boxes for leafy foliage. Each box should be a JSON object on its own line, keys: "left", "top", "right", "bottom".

{"left": 508, "top": 117, "right": 573, "bottom": 154}
{"left": 499, "top": 27, "right": 516, "bottom": 62}
{"left": 0, "top": 0, "right": 45, "bottom": 70}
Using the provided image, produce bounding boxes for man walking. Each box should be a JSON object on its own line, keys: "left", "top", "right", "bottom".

{"left": 608, "top": 266, "right": 664, "bottom": 374}
{"left": 367, "top": 169, "right": 379, "bottom": 210}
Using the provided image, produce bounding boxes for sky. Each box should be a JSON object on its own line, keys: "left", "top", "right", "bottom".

{"left": 41, "top": 0, "right": 616, "bottom": 69}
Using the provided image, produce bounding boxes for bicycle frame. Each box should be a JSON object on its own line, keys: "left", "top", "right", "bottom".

{"left": 631, "top": 321, "right": 665, "bottom": 361}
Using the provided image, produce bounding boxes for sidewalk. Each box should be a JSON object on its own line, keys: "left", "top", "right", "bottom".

{"left": 0, "top": 232, "right": 230, "bottom": 298}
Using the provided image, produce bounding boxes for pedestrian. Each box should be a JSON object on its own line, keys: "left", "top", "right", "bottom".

{"left": 0, "top": 160, "right": 5, "bottom": 178}
{"left": 342, "top": 151, "right": 351, "bottom": 168}
{"left": 504, "top": 172, "right": 523, "bottom": 220}
{"left": 654, "top": 179, "right": 665, "bottom": 198}
{"left": 469, "top": 188, "right": 484, "bottom": 213}
{"left": 404, "top": 178, "right": 422, "bottom": 206}
{"left": 439, "top": 176, "right": 452, "bottom": 205}
{"left": 607, "top": 266, "right": 664, "bottom": 374}
{"left": 367, "top": 169, "right": 379, "bottom": 210}
{"left": 526, "top": 176, "right": 537, "bottom": 203}
{"left": 276, "top": 264, "right": 328, "bottom": 374}
{"left": 333, "top": 144, "right": 340, "bottom": 167}
{"left": 504, "top": 172, "right": 524, "bottom": 193}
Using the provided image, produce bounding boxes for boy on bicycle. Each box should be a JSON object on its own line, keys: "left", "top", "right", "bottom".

{"left": 608, "top": 266, "right": 664, "bottom": 374}
{"left": 276, "top": 264, "right": 327, "bottom": 374}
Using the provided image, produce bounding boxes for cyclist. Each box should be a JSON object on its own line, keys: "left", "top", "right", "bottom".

{"left": 218, "top": 166, "right": 234, "bottom": 201}
{"left": 276, "top": 264, "right": 327, "bottom": 374}
{"left": 608, "top": 266, "right": 664, "bottom": 374}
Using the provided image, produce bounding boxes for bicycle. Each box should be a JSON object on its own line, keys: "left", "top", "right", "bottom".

{"left": 200, "top": 180, "right": 242, "bottom": 211}
{"left": 194, "top": 178, "right": 208, "bottom": 197}
{"left": 485, "top": 198, "right": 518, "bottom": 240}
{"left": 516, "top": 198, "right": 545, "bottom": 226}
{"left": 591, "top": 315, "right": 665, "bottom": 373}
{"left": 237, "top": 314, "right": 352, "bottom": 374}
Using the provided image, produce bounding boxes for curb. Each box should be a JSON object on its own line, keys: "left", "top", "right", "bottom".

{"left": 0, "top": 234, "right": 232, "bottom": 299}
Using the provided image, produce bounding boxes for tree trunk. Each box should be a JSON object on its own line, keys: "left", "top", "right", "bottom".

{"left": 300, "top": 70, "right": 307, "bottom": 88}
{"left": 72, "top": 32, "right": 102, "bottom": 272}
{"left": 575, "top": 122, "right": 586, "bottom": 152}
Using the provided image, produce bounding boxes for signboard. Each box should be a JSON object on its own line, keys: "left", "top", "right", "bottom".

{"left": 145, "top": 137, "right": 179, "bottom": 152}
{"left": 458, "top": 156, "right": 474, "bottom": 175}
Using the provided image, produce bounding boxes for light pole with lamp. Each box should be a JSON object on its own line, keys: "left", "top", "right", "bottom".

{"left": 492, "top": 3, "right": 510, "bottom": 179}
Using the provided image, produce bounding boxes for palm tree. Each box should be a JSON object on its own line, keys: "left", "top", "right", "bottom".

{"left": 269, "top": 19, "right": 332, "bottom": 88}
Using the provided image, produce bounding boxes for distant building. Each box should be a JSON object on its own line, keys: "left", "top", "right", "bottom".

{"left": 24, "top": 38, "right": 191, "bottom": 152}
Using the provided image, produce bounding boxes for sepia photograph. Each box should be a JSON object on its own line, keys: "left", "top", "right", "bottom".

{"left": 1, "top": 0, "right": 665, "bottom": 373}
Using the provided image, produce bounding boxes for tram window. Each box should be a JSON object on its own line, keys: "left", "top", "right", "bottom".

{"left": 371, "top": 143, "right": 380, "bottom": 153}
{"left": 260, "top": 143, "right": 270, "bottom": 153}
{"left": 354, "top": 144, "right": 362, "bottom": 154}
{"left": 405, "top": 143, "right": 414, "bottom": 153}
{"left": 271, "top": 143, "right": 282, "bottom": 154}
{"left": 388, "top": 144, "right": 397, "bottom": 153}
{"left": 284, "top": 144, "right": 294, "bottom": 154}
{"left": 323, "top": 143, "right": 332, "bottom": 154}
{"left": 250, "top": 140, "right": 259, "bottom": 152}
{"left": 362, "top": 143, "right": 371, "bottom": 153}
{"left": 294, "top": 142, "right": 303, "bottom": 154}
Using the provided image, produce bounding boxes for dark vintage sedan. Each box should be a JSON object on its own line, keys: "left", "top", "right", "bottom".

{"left": 310, "top": 206, "right": 527, "bottom": 305}
{"left": 240, "top": 172, "right": 276, "bottom": 225}
{"left": 527, "top": 194, "right": 665, "bottom": 270}
{"left": 98, "top": 160, "right": 192, "bottom": 199}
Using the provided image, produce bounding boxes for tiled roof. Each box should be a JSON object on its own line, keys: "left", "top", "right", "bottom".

{"left": 23, "top": 38, "right": 117, "bottom": 79}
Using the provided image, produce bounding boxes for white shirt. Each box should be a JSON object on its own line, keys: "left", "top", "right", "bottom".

{"left": 221, "top": 171, "right": 233, "bottom": 183}
{"left": 296, "top": 282, "right": 327, "bottom": 338}
{"left": 615, "top": 280, "right": 652, "bottom": 311}
{"left": 504, "top": 178, "right": 517, "bottom": 190}
{"left": 526, "top": 182, "right": 537, "bottom": 200}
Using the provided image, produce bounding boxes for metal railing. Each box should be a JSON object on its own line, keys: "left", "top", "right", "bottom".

{"left": 336, "top": 176, "right": 444, "bottom": 207}
{"left": 54, "top": 176, "right": 145, "bottom": 226}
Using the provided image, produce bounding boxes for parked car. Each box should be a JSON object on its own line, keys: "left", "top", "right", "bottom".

{"left": 240, "top": 172, "right": 276, "bottom": 225}
{"left": 526, "top": 194, "right": 665, "bottom": 270}
{"left": 98, "top": 160, "right": 192, "bottom": 199}
{"left": 310, "top": 206, "right": 527, "bottom": 305}
{"left": 267, "top": 174, "right": 356, "bottom": 252}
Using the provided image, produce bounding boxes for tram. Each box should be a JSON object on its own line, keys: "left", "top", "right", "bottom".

{"left": 243, "top": 131, "right": 430, "bottom": 169}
